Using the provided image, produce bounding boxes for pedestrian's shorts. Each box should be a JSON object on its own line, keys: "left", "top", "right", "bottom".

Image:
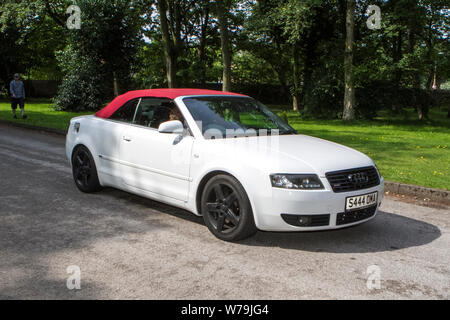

{"left": 11, "top": 97, "right": 25, "bottom": 110}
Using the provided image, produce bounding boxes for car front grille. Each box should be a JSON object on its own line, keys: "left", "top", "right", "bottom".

{"left": 326, "top": 166, "right": 380, "bottom": 193}
{"left": 336, "top": 205, "right": 377, "bottom": 225}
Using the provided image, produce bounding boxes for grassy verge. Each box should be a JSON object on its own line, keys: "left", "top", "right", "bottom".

{"left": 0, "top": 99, "right": 448, "bottom": 190}
{"left": 0, "top": 98, "right": 92, "bottom": 131}
{"left": 270, "top": 106, "right": 449, "bottom": 191}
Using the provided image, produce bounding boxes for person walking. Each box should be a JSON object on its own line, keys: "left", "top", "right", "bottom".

{"left": 10, "top": 73, "right": 27, "bottom": 119}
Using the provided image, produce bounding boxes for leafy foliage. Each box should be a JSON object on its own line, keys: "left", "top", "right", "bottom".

{"left": 53, "top": 46, "right": 108, "bottom": 111}
{"left": 0, "top": 0, "right": 449, "bottom": 117}
{"left": 53, "top": 0, "right": 145, "bottom": 111}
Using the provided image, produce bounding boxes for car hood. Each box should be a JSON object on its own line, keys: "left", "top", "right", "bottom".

{"left": 204, "top": 134, "right": 374, "bottom": 177}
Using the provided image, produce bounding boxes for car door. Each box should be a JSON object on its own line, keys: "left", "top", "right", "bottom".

{"left": 119, "top": 98, "right": 194, "bottom": 202}
{"left": 95, "top": 98, "right": 141, "bottom": 179}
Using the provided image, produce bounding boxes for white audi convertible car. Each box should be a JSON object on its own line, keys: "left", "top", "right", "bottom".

{"left": 66, "top": 89, "right": 384, "bottom": 241}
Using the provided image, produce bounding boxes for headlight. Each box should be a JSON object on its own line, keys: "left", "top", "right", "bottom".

{"left": 270, "top": 174, "right": 324, "bottom": 190}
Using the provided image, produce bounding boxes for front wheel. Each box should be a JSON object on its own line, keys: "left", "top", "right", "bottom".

{"left": 201, "top": 175, "right": 257, "bottom": 241}
{"left": 71, "top": 146, "right": 102, "bottom": 193}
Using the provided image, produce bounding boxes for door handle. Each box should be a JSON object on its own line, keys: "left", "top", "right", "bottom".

{"left": 123, "top": 136, "right": 132, "bottom": 142}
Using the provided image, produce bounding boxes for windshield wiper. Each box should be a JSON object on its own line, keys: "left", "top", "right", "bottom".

{"left": 279, "top": 129, "right": 297, "bottom": 135}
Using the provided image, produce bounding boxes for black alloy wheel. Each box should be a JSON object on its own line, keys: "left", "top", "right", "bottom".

{"left": 72, "top": 146, "right": 101, "bottom": 193}
{"left": 201, "top": 175, "right": 257, "bottom": 241}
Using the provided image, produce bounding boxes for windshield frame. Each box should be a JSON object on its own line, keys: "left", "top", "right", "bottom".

{"left": 176, "top": 95, "right": 297, "bottom": 140}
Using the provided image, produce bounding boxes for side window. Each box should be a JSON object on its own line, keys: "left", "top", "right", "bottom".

{"left": 134, "top": 98, "right": 185, "bottom": 129}
{"left": 110, "top": 98, "right": 140, "bottom": 123}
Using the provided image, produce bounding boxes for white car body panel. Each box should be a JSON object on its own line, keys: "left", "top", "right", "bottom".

{"left": 119, "top": 124, "right": 194, "bottom": 202}
{"left": 66, "top": 95, "right": 384, "bottom": 232}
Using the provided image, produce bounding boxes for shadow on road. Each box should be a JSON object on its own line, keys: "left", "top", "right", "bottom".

{"left": 101, "top": 188, "right": 204, "bottom": 226}
{"left": 242, "top": 210, "right": 441, "bottom": 253}
{"left": 106, "top": 188, "right": 442, "bottom": 254}
{"left": 0, "top": 179, "right": 441, "bottom": 299}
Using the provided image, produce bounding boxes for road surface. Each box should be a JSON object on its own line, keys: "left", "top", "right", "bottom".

{"left": 0, "top": 123, "right": 449, "bottom": 299}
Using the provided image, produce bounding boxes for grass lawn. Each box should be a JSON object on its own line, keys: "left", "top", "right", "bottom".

{"left": 270, "top": 105, "right": 449, "bottom": 191}
{"left": 0, "top": 98, "right": 92, "bottom": 131}
{"left": 0, "top": 99, "right": 448, "bottom": 190}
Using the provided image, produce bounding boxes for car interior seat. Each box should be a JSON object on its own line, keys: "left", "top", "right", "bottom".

{"left": 152, "top": 106, "right": 171, "bottom": 128}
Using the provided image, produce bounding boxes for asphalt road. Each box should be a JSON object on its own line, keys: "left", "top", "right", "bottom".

{"left": 0, "top": 123, "right": 449, "bottom": 300}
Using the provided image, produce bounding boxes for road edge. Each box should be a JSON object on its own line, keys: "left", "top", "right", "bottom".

{"left": 0, "top": 119, "right": 66, "bottom": 136}
{"left": 1, "top": 119, "right": 448, "bottom": 205}
{"left": 384, "top": 181, "right": 449, "bottom": 205}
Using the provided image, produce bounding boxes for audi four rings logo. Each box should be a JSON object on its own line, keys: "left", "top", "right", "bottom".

{"left": 348, "top": 173, "right": 369, "bottom": 184}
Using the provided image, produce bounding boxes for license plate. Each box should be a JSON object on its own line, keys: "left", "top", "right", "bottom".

{"left": 345, "top": 192, "right": 378, "bottom": 211}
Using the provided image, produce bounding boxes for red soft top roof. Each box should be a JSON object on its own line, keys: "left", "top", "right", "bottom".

{"left": 95, "top": 88, "right": 247, "bottom": 119}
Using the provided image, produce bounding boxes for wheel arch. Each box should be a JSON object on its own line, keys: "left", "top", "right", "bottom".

{"left": 196, "top": 170, "right": 230, "bottom": 215}
{"left": 70, "top": 143, "right": 102, "bottom": 187}
{"left": 71, "top": 143, "right": 87, "bottom": 158}
{"left": 70, "top": 143, "right": 103, "bottom": 193}
{"left": 194, "top": 169, "right": 257, "bottom": 226}
{"left": 70, "top": 143, "right": 93, "bottom": 166}
{"left": 69, "top": 130, "right": 99, "bottom": 166}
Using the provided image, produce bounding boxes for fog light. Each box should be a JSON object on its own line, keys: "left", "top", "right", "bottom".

{"left": 281, "top": 214, "right": 330, "bottom": 227}
{"left": 298, "top": 216, "right": 312, "bottom": 226}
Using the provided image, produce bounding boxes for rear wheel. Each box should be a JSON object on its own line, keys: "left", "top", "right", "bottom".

{"left": 72, "top": 146, "right": 102, "bottom": 193}
{"left": 201, "top": 175, "right": 257, "bottom": 241}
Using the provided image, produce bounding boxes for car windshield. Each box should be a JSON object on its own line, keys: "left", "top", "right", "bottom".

{"left": 182, "top": 96, "right": 296, "bottom": 139}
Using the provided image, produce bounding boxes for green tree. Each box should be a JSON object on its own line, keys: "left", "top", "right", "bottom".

{"left": 354, "top": 0, "right": 449, "bottom": 119}
{"left": 275, "top": 0, "right": 343, "bottom": 112}
{"left": 54, "top": 0, "right": 144, "bottom": 111}
{"left": 243, "top": 0, "right": 292, "bottom": 96}
{"left": 0, "top": 0, "right": 67, "bottom": 88}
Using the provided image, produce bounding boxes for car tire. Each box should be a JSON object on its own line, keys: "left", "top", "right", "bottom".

{"left": 201, "top": 174, "right": 257, "bottom": 241}
{"left": 71, "top": 146, "right": 102, "bottom": 193}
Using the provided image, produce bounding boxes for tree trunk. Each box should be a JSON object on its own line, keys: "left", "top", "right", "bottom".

{"left": 418, "top": 17, "right": 435, "bottom": 120}
{"left": 271, "top": 40, "right": 290, "bottom": 99}
{"left": 275, "top": 65, "right": 289, "bottom": 98}
{"left": 198, "top": 0, "right": 210, "bottom": 86}
{"left": 302, "top": 30, "right": 317, "bottom": 111}
{"left": 292, "top": 95, "right": 300, "bottom": 112}
{"left": 392, "top": 30, "right": 403, "bottom": 113}
{"left": 417, "top": 102, "right": 429, "bottom": 121}
{"left": 216, "top": 0, "right": 232, "bottom": 92}
{"left": 158, "top": 0, "right": 177, "bottom": 88}
{"left": 292, "top": 43, "right": 301, "bottom": 111}
{"left": 343, "top": 0, "right": 356, "bottom": 121}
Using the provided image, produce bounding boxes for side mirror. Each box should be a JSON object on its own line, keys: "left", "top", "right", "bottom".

{"left": 158, "top": 120, "right": 184, "bottom": 134}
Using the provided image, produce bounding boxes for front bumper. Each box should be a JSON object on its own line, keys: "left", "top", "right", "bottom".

{"left": 252, "top": 178, "right": 384, "bottom": 232}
